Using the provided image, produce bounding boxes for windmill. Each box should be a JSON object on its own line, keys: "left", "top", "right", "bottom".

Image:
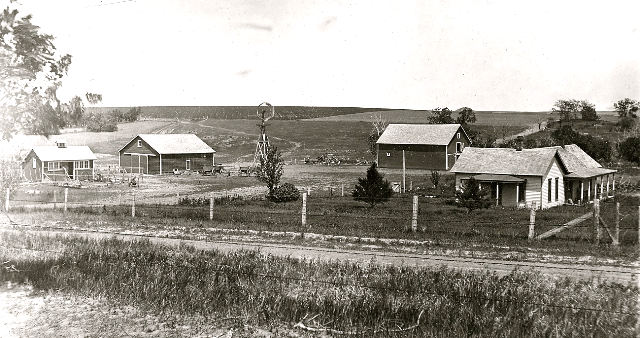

{"left": 252, "top": 102, "right": 275, "bottom": 167}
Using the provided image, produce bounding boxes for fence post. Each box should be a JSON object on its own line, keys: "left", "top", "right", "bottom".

{"left": 410, "top": 180, "right": 413, "bottom": 192}
{"left": 131, "top": 191, "right": 136, "bottom": 218}
{"left": 53, "top": 189, "right": 57, "bottom": 208}
{"left": 411, "top": 195, "right": 418, "bottom": 232}
{"left": 64, "top": 188, "right": 68, "bottom": 213}
{"left": 528, "top": 206, "right": 536, "bottom": 239}
{"left": 307, "top": 187, "right": 311, "bottom": 197}
{"left": 209, "top": 196, "right": 214, "bottom": 220}
{"left": 637, "top": 206, "right": 640, "bottom": 247}
{"left": 301, "top": 192, "right": 307, "bottom": 227}
{"left": 614, "top": 202, "right": 620, "bottom": 247}
{"left": 329, "top": 187, "right": 333, "bottom": 197}
{"left": 341, "top": 184, "right": 344, "bottom": 197}
{"left": 593, "top": 198, "right": 600, "bottom": 245}
{"left": 4, "top": 188, "right": 9, "bottom": 212}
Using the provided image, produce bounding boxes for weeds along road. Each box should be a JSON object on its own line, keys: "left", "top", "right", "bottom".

{"left": 0, "top": 227, "right": 637, "bottom": 284}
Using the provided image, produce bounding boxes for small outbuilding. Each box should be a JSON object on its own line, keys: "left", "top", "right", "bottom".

{"left": 376, "top": 124, "right": 470, "bottom": 170}
{"left": 22, "top": 140, "right": 97, "bottom": 182}
{"left": 118, "top": 134, "right": 215, "bottom": 174}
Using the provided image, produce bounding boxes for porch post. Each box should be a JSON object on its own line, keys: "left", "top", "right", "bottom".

{"left": 600, "top": 177, "right": 604, "bottom": 199}
{"left": 612, "top": 173, "right": 615, "bottom": 196}
{"left": 587, "top": 180, "right": 591, "bottom": 201}
{"left": 606, "top": 175, "right": 610, "bottom": 198}
{"left": 160, "top": 154, "right": 163, "bottom": 175}
{"left": 580, "top": 181, "right": 584, "bottom": 203}
{"left": 516, "top": 184, "right": 520, "bottom": 205}
{"left": 496, "top": 183, "right": 500, "bottom": 206}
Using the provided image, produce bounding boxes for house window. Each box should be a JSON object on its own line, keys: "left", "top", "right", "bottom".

{"left": 47, "top": 161, "right": 60, "bottom": 171}
{"left": 74, "top": 160, "right": 90, "bottom": 169}
{"left": 137, "top": 140, "right": 142, "bottom": 147}
{"left": 548, "top": 178, "right": 552, "bottom": 202}
{"left": 555, "top": 177, "right": 559, "bottom": 201}
{"left": 186, "top": 159, "right": 191, "bottom": 170}
{"left": 386, "top": 152, "right": 391, "bottom": 157}
{"left": 457, "top": 132, "right": 460, "bottom": 139}
{"left": 32, "top": 158, "right": 36, "bottom": 169}
{"left": 456, "top": 142, "right": 463, "bottom": 153}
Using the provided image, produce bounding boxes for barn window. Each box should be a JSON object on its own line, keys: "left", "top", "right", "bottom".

{"left": 457, "top": 132, "right": 460, "bottom": 139}
{"left": 186, "top": 159, "right": 191, "bottom": 170}
{"left": 32, "top": 158, "right": 36, "bottom": 169}
{"left": 386, "top": 152, "right": 391, "bottom": 157}
{"left": 456, "top": 142, "right": 463, "bottom": 153}
{"left": 137, "top": 140, "right": 142, "bottom": 147}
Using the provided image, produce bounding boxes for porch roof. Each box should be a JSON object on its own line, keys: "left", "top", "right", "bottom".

{"left": 564, "top": 167, "right": 616, "bottom": 179}
{"left": 471, "top": 174, "right": 525, "bottom": 183}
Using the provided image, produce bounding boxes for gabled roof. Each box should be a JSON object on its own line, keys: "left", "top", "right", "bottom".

{"left": 29, "top": 146, "right": 97, "bottom": 162}
{"left": 450, "top": 147, "right": 558, "bottom": 176}
{"left": 376, "top": 124, "right": 465, "bottom": 145}
{"left": 121, "top": 134, "right": 215, "bottom": 154}
{"left": 546, "top": 144, "right": 602, "bottom": 172}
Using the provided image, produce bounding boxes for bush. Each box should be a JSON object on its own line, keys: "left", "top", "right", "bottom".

{"left": 617, "top": 117, "right": 636, "bottom": 131}
{"left": 270, "top": 183, "right": 300, "bottom": 202}
{"left": 617, "top": 136, "right": 640, "bottom": 165}
{"left": 352, "top": 163, "right": 393, "bottom": 207}
{"left": 455, "top": 177, "right": 492, "bottom": 212}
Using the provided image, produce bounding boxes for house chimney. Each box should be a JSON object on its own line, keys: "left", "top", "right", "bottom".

{"left": 515, "top": 136, "right": 524, "bottom": 151}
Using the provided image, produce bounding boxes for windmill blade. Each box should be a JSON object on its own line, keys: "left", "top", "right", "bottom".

{"left": 257, "top": 102, "right": 275, "bottom": 121}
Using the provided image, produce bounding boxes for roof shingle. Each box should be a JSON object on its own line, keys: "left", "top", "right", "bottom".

{"left": 134, "top": 134, "right": 215, "bottom": 154}
{"left": 376, "top": 124, "right": 462, "bottom": 145}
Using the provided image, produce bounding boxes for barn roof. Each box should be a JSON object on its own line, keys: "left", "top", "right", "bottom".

{"left": 30, "top": 146, "right": 97, "bottom": 162}
{"left": 126, "top": 134, "right": 215, "bottom": 154}
{"left": 450, "top": 147, "right": 558, "bottom": 176}
{"left": 376, "top": 124, "right": 464, "bottom": 145}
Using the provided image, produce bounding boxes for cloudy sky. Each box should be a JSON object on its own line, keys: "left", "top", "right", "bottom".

{"left": 19, "top": 0, "right": 640, "bottom": 110}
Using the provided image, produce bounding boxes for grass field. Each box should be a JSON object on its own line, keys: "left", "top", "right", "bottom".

{"left": 1, "top": 232, "right": 636, "bottom": 336}
{"left": 87, "top": 106, "right": 397, "bottom": 120}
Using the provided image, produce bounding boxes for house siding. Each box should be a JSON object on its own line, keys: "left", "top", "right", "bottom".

{"left": 454, "top": 173, "right": 543, "bottom": 209}
{"left": 541, "top": 158, "right": 564, "bottom": 209}
{"left": 377, "top": 144, "right": 447, "bottom": 170}
{"left": 23, "top": 152, "right": 94, "bottom": 182}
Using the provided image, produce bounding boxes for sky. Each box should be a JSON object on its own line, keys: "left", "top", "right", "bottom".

{"left": 16, "top": 0, "right": 640, "bottom": 111}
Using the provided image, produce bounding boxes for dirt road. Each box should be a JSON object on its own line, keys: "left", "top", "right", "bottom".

{"left": 1, "top": 227, "right": 636, "bottom": 284}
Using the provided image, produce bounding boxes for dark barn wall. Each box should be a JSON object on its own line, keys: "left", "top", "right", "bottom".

{"left": 22, "top": 151, "right": 42, "bottom": 182}
{"left": 377, "top": 144, "right": 446, "bottom": 170}
{"left": 161, "top": 153, "right": 213, "bottom": 173}
{"left": 119, "top": 136, "right": 159, "bottom": 174}
{"left": 446, "top": 126, "right": 472, "bottom": 168}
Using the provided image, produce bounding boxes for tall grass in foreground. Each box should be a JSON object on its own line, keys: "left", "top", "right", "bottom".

{"left": 0, "top": 232, "right": 636, "bottom": 337}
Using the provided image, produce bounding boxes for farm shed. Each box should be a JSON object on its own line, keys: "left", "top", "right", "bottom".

{"left": 376, "top": 124, "right": 470, "bottom": 170}
{"left": 450, "top": 144, "right": 615, "bottom": 209}
{"left": 118, "top": 134, "right": 215, "bottom": 174}
{"left": 22, "top": 141, "right": 97, "bottom": 182}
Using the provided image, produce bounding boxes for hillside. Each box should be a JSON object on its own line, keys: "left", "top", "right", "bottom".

{"left": 86, "top": 106, "right": 401, "bottom": 120}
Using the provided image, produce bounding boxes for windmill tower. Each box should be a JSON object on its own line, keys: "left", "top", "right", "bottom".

{"left": 253, "top": 102, "right": 275, "bottom": 167}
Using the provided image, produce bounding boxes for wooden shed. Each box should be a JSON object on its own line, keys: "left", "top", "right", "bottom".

{"left": 376, "top": 124, "right": 471, "bottom": 170}
{"left": 22, "top": 140, "right": 97, "bottom": 182}
{"left": 118, "top": 134, "right": 215, "bottom": 174}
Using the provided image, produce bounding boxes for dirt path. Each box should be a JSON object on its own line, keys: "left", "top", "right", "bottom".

{"left": 1, "top": 228, "right": 636, "bottom": 284}
{"left": 495, "top": 121, "right": 547, "bottom": 144}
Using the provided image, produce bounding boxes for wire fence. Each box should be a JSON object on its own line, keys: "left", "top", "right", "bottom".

{"left": 3, "top": 185, "right": 640, "bottom": 245}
